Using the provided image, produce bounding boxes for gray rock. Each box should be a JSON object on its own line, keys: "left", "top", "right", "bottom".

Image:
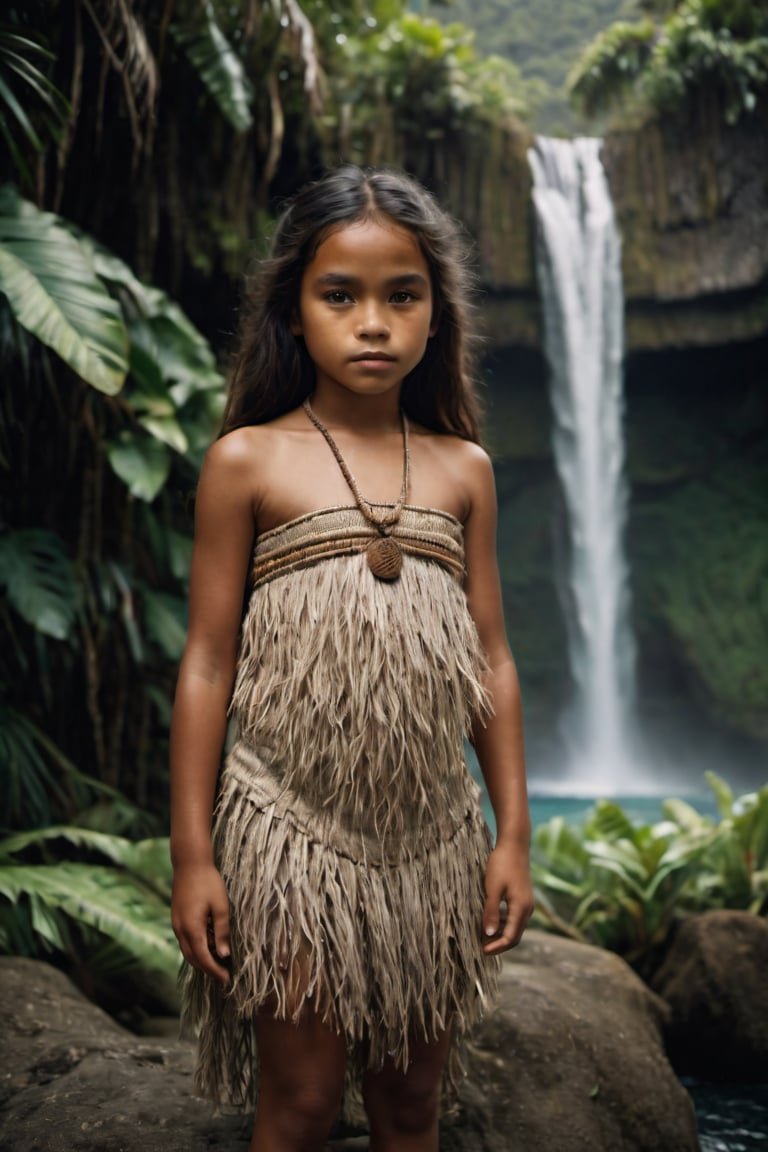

{"left": 652, "top": 910, "right": 768, "bottom": 1081}
{"left": 0, "top": 957, "right": 250, "bottom": 1151}
{"left": 442, "top": 932, "right": 699, "bottom": 1151}
{"left": 0, "top": 934, "right": 699, "bottom": 1151}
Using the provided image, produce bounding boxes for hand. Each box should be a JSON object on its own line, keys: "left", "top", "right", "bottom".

{"left": 171, "top": 862, "right": 232, "bottom": 984}
{"left": 482, "top": 842, "right": 534, "bottom": 955}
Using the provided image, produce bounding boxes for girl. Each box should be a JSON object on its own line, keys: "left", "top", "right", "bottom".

{"left": 170, "top": 165, "right": 532, "bottom": 1152}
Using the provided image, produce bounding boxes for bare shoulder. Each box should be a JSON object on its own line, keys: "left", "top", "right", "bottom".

{"left": 200, "top": 410, "right": 315, "bottom": 529}
{"left": 416, "top": 427, "right": 494, "bottom": 508}
{"left": 203, "top": 424, "right": 270, "bottom": 473}
{"left": 416, "top": 426, "right": 491, "bottom": 469}
{"left": 201, "top": 420, "right": 290, "bottom": 496}
{"left": 451, "top": 437, "right": 493, "bottom": 478}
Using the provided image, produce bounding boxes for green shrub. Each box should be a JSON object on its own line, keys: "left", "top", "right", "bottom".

{"left": 532, "top": 773, "right": 768, "bottom": 975}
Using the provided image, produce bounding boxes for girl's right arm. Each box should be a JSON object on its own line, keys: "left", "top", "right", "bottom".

{"left": 170, "top": 433, "right": 257, "bottom": 984}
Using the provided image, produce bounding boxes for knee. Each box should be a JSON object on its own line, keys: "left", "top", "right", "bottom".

{"left": 365, "top": 1075, "right": 441, "bottom": 1136}
{"left": 393, "top": 1081, "right": 441, "bottom": 1134}
{"left": 261, "top": 1069, "right": 344, "bottom": 1137}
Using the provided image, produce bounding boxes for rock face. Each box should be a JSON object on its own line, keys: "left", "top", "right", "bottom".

{"left": 435, "top": 108, "right": 768, "bottom": 350}
{"left": 0, "top": 935, "right": 699, "bottom": 1152}
{"left": 652, "top": 910, "right": 768, "bottom": 1082}
{"left": 444, "top": 932, "right": 699, "bottom": 1152}
{"left": 602, "top": 109, "right": 768, "bottom": 350}
{"left": 0, "top": 957, "right": 251, "bottom": 1151}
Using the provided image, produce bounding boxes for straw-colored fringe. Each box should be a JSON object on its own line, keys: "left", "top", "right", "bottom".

{"left": 182, "top": 531, "right": 499, "bottom": 1111}
{"left": 229, "top": 551, "right": 491, "bottom": 844}
{"left": 182, "top": 768, "right": 498, "bottom": 1110}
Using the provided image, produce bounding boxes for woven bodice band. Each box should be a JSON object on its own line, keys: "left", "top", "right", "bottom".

{"left": 250, "top": 505, "right": 466, "bottom": 588}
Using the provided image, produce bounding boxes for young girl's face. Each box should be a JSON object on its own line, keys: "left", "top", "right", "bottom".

{"left": 291, "top": 218, "right": 437, "bottom": 401}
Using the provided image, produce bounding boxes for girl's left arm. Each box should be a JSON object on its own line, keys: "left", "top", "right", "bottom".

{"left": 463, "top": 446, "right": 534, "bottom": 955}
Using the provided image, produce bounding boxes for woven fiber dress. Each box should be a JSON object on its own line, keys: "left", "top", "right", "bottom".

{"left": 182, "top": 504, "right": 501, "bottom": 1108}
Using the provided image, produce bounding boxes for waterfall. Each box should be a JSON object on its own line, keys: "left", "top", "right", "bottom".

{"left": 528, "top": 136, "right": 639, "bottom": 791}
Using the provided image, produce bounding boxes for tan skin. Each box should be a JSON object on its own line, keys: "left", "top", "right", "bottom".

{"left": 170, "top": 220, "right": 533, "bottom": 1151}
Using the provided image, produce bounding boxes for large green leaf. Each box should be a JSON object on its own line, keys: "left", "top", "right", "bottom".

{"left": 105, "top": 430, "right": 171, "bottom": 502}
{"left": 0, "top": 187, "right": 128, "bottom": 393}
{"left": 0, "top": 862, "right": 179, "bottom": 980}
{"left": 86, "top": 241, "right": 223, "bottom": 396}
{"left": 0, "top": 528, "right": 79, "bottom": 639}
{"left": 0, "top": 826, "right": 172, "bottom": 899}
{"left": 172, "top": 1, "right": 254, "bottom": 132}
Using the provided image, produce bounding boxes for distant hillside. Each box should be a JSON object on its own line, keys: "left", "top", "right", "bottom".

{"left": 421, "top": 0, "right": 640, "bottom": 132}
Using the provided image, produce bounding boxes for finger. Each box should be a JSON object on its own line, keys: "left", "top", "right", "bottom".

{"left": 482, "top": 884, "right": 504, "bottom": 941}
{"left": 210, "top": 901, "right": 231, "bottom": 961}
{"left": 481, "top": 870, "right": 504, "bottom": 935}
{"left": 180, "top": 928, "right": 231, "bottom": 984}
{"left": 483, "top": 899, "right": 531, "bottom": 954}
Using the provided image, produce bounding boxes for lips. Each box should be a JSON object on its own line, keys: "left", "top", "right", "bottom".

{"left": 350, "top": 351, "right": 395, "bottom": 362}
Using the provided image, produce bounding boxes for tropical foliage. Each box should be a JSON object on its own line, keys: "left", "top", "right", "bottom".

{"left": 0, "top": 24, "right": 68, "bottom": 182}
{"left": 325, "top": 13, "right": 533, "bottom": 165}
{"left": 423, "top": 0, "right": 639, "bottom": 131}
{"left": 0, "top": 824, "right": 179, "bottom": 1010}
{"left": 0, "top": 185, "right": 224, "bottom": 831}
{"left": 569, "top": 0, "right": 768, "bottom": 124}
{"left": 1, "top": 0, "right": 343, "bottom": 841}
{"left": 531, "top": 773, "right": 768, "bottom": 976}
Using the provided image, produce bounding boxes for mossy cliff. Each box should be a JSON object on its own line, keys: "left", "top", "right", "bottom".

{"left": 431, "top": 109, "right": 768, "bottom": 352}
{"left": 602, "top": 106, "right": 768, "bottom": 350}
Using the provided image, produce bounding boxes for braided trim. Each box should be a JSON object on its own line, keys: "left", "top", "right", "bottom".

{"left": 251, "top": 530, "right": 465, "bottom": 587}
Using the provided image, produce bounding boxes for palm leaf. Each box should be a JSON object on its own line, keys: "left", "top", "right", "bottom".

{"left": 0, "top": 826, "right": 172, "bottom": 899}
{"left": 0, "top": 862, "right": 179, "bottom": 980}
{"left": 172, "top": 0, "right": 254, "bottom": 133}
{"left": 0, "top": 29, "right": 69, "bottom": 181}
{"left": 0, "top": 528, "right": 79, "bottom": 639}
{"left": 0, "top": 187, "right": 128, "bottom": 394}
{"left": 0, "top": 701, "right": 71, "bottom": 828}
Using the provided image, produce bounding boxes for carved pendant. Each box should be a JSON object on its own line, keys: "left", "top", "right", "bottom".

{"left": 366, "top": 536, "right": 403, "bottom": 581}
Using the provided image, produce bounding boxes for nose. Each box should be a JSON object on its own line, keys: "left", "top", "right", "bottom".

{"left": 356, "top": 302, "right": 390, "bottom": 339}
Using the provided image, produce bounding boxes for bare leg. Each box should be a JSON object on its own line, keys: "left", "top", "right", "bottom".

{"left": 249, "top": 1009, "right": 347, "bottom": 1152}
{"left": 362, "top": 1029, "right": 452, "bottom": 1152}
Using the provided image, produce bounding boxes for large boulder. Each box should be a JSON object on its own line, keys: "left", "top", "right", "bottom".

{"left": 652, "top": 910, "right": 768, "bottom": 1081}
{"left": 0, "top": 937, "right": 698, "bottom": 1151}
{"left": 442, "top": 931, "right": 699, "bottom": 1152}
{"left": 0, "top": 956, "right": 251, "bottom": 1151}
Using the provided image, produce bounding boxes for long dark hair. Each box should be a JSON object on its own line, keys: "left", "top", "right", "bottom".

{"left": 220, "top": 165, "right": 484, "bottom": 442}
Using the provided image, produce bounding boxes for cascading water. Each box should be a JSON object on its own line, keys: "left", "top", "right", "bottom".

{"left": 528, "top": 136, "right": 639, "bottom": 791}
